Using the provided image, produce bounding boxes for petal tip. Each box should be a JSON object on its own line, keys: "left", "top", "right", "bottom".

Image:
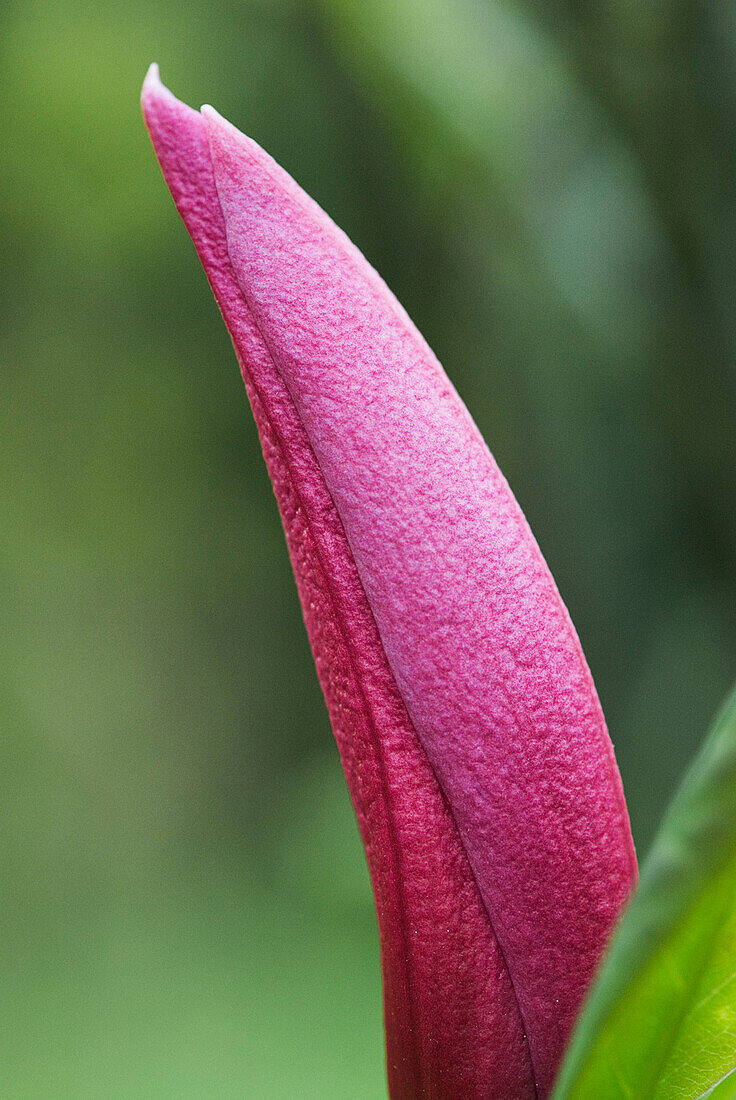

{"left": 200, "top": 103, "right": 237, "bottom": 140}
{"left": 141, "top": 62, "right": 162, "bottom": 104}
{"left": 141, "top": 64, "right": 187, "bottom": 129}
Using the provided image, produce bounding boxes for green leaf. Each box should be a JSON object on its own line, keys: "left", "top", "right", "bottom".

{"left": 707, "top": 1068, "right": 736, "bottom": 1098}
{"left": 553, "top": 685, "right": 736, "bottom": 1100}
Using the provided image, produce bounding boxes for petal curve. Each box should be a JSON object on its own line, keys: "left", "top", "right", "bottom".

{"left": 142, "top": 66, "right": 637, "bottom": 1099}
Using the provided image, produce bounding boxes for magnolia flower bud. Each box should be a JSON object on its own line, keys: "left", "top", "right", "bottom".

{"left": 142, "top": 66, "right": 637, "bottom": 1099}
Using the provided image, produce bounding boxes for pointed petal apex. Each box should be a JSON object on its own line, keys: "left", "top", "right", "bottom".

{"left": 141, "top": 61, "right": 160, "bottom": 98}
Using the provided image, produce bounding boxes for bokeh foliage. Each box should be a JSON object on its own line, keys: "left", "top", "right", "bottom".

{"left": 1, "top": 0, "right": 735, "bottom": 1094}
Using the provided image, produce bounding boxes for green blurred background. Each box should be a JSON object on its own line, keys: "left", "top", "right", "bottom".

{"left": 2, "top": 0, "right": 735, "bottom": 1094}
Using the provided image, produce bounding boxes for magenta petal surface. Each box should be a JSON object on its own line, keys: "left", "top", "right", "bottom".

{"left": 142, "top": 66, "right": 637, "bottom": 1100}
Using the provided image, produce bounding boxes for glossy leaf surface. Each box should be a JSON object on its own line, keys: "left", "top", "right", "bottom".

{"left": 554, "top": 686, "right": 736, "bottom": 1100}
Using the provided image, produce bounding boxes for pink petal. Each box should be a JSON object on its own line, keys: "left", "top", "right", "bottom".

{"left": 142, "top": 66, "right": 637, "bottom": 1099}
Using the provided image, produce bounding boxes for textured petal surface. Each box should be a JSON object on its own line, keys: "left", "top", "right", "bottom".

{"left": 142, "top": 67, "right": 637, "bottom": 1099}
